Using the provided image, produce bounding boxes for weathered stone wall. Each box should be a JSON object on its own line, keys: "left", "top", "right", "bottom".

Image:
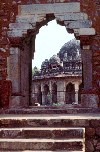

{"left": 0, "top": 0, "right": 100, "bottom": 108}
{"left": 0, "top": 114, "right": 100, "bottom": 152}
{"left": 80, "top": 0, "right": 100, "bottom": 97}
{"left": 20, "top": 40, "right": 32, "bottom": 107}
{"left": 85, "top": 120, "right": 100, "bottom": 151}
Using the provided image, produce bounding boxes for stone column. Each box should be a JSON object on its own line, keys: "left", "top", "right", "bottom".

{"left": 57, "top": 80, "right": 65, "bottom": 105}
{"left": 63, "top": 81, "right": 66, "bottom": 104}
{"left": 41, "top": 83, "right": 45, "bottom": 105}
{"left": 34, "top": 84, "right": 39, "bottom": 103}
{"left": 74, "top": 83, "right": 79, "bottom": 104}
{"left": 7, "top": 47, "right": 21, "bottom": 108}
{"left": 31, "top": 82, "right": 35, "bottom": 105}
{"left": 81, "top": 46, "right": 98, "bottom": 108}
{"left": 49, "top": 80, "right": 52, "bottom": 105}
{"left": 82, "top": 46, "right": 92, "bottom": 90}
{"left": 20, "top": 42, "right": 32, "bottom": 107}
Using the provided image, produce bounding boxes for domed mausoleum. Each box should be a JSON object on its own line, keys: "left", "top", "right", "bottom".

{"left": 32, "top": 39, "right": 82, "bottom": 106}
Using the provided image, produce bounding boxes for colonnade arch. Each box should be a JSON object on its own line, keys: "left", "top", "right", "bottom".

{"left": 32, "top": 79, "right": 84, "bottom": 106}
{"left": 0, "top": 1, "right": 99, "bottom": 108}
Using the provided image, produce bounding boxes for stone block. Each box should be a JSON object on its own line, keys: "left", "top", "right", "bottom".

{"left": 0, "top": 130, "right": 21, "bottom": 138}
{"left": 81, "top": 94, "right": 99, "bottom": 108}
{"left": 0, "top": 128, "right": 83, "bottom": 139}
{"left": 10, "top": 47, "right": 19, "bottom": 55}
{"left": 74, "top": 28, "right": 96, "bottom": 36}
{"left": 0, "top": 140, "right": 83, "bottom": 151}
{"left": 85, "top": 128, "right": 95, "bottom": 137}
{"left": 83, "top": 45, "right": 90, "bottom": 50}
{"left": 18, "top": 3, "right": 80, "bottom": 15}
{"left": 9, "top": 23, "right": 34, "bottom": 30}
{"left": 96, "top": 127, "right": 100, "bottom": 136}
{"left": 96, "top": 143, "right": 100, "bottom": 150}
{"left": 64, "top": 20, "right": 92, "bottom": 29}
{"left": 7, "top": 30, "right": 27, "bottom": 37}
{"left": 9, "top": 96, "right": 21, "bottom": 108}
{"left": 90, "top": 120, "right": 100, "bottom": 127}
{"left": 56, "top": 13, "right": 88, "bottom": 21}
{"left": 16, "top": 15, "right": 46, "bottom": 23}
{"left": 86, "top": 141, "right": 94, "bottom": 152}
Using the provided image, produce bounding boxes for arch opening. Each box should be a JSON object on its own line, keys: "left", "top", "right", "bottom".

{"left": 31, "top": 19, "right": 83, "bottom": 107}
{"left": 6, "top": 3, "right": 98, "bottom": 109}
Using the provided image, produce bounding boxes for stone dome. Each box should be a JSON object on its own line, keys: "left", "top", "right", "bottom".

{"left": 41, "top": 59, "right": 49, "bottom": 69}
{"left": 59, "top": 39, "right": 81, "bottom": 62}
{"left": 49, "top": 55, "right": 60, "bottom": 65}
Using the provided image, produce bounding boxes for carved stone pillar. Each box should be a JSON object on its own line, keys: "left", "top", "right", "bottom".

{"left": 81, "top": 46, "right": 92, "bottom": 90}
{"left": 63, "top": 81, "right": 66, "bottom": 104}
{"left": 41, "top": 83, "right": 45, "bottom": 105}
{"left": 81, "top": 44, "right": 99, "bottom": 107}
{"left": 7, "top": 47, "right": 21, "bottom": 108}
{"left": 57, "top": 80, "right": 65, "bottom": 105}
{"left": 49, "top": 81, "right": 52, "bottom": 105}
{"left": 73, "top": 83, "right": 79, "bottom": 104}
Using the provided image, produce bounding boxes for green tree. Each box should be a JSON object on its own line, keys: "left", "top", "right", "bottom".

{"left": 32, "top": 66, "right": 39, "bottom": 75}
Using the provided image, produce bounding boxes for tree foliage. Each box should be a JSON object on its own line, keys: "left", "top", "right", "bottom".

{"left": 32, "top": 66, "right": 39, "bottom": 75}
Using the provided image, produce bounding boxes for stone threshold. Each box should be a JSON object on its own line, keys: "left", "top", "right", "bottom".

{"left": 0, "top": 113, "right": 100, "bottom": 119}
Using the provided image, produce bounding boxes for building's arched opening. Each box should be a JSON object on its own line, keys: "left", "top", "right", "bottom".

{"left": 65, "top": 83, "right": 75, "bottom": 104}
{"left": 32, "top": 20, "right": 74, "bottom": 69}
{"left": 31, "top": 19, "right": 83, "bottom": 106}
{"left": 52, "top": 83, "right": 57, "bottom": 104}
{"left": 1, "top": 2, "right": 97, "bottom": 109}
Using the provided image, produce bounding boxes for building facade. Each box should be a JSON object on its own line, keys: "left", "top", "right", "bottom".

{"left": 32, "top": 40, "right": 82, "bottom": 106}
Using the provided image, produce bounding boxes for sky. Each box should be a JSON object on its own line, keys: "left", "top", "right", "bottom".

{"left": 32, "top": 20, "right": 74, "bottom": 69}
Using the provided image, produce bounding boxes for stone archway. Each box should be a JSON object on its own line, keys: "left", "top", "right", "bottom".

{"left": 0, "top": 1, "right": 99, "bottom": 108}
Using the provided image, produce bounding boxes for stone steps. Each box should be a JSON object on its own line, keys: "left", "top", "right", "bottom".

{"left": 0, "top": 151, "right": 83, "bottom": 152}
{"left": 1, "top": 150, "right": 82, "bottom": 152}
{"left": 0, "top": 139, "right": 83, "bottom": 151}
{"left": 0, "top": 127, "right": 83, "bottom": 139}
{"left": 0, "top": 107, "right": 99, "bottom": 114}
{"left": 0, "top": 114, "right": 85, "bottom": 151}
{"left": 0, "top": 114, "right": 100, "bottom": 128}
